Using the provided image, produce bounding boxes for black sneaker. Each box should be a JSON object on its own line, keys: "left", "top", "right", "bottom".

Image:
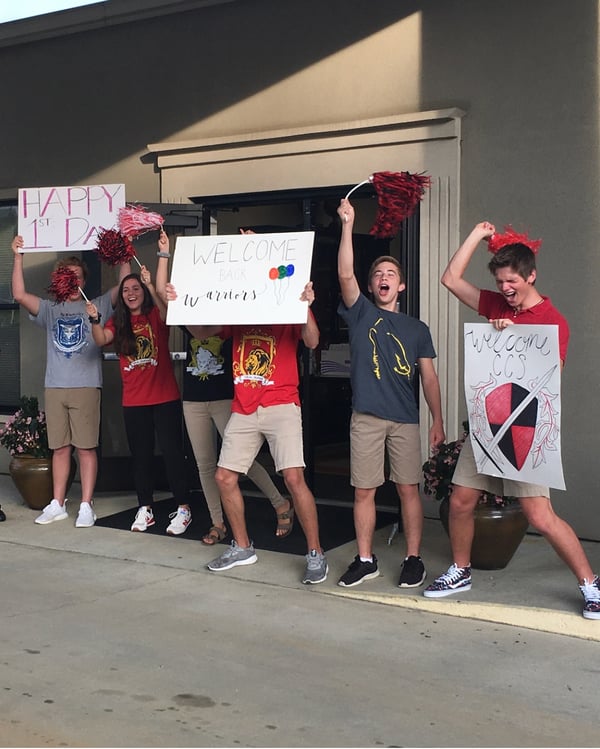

{"left": 424, "top": 563, "right": 472, "bottom": 598}
{"left": 0, "top": 505, "right": 5, "bottom": 522}
{"left": 398, "top": 555, "right": 426, "bottom": 587}
{"left": 580, "top": 576, "right": 600, "bottom": 620}
{"left": 338, "top": 555, "right": 379, "bottom": 587}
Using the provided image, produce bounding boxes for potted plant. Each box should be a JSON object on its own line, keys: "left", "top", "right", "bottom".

{"left": 0, "top": 396, "right": 56, "bottom": 510}
{"left": 422, "top": 422, "right": 529, "bottom": 570}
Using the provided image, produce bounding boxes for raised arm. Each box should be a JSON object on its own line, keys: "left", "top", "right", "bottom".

{"left": 140, "top": 265, "right": 166, "bottom": 321}
{"left": 417, "top": 357, "right": 445, "bottom": 448}
{"left": 85, "top": 300, "right": 114, "bottom": 347}
{"left": 441, "top": 222, "right": 495, "bottom": 311}
{"left": 300, "top": 281, "right": 319, "bottom": 349}
{"left": 11, "top": 235, "right": 41, "bottom": 316}
{"left": 109, "top": 258, "right": 132, "bottom": 307}
{"left": 155, "top": 228, "right": 170, "bottom": 305}
{"left": 336, "top": 198, "right": 360, "bottom": 308}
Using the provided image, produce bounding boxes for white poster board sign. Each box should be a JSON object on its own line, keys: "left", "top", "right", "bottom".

{"left": 18, "top": 183, "right": 126, "bottom": 252}
{"left": 464, "top": 323, "right": 565, "bottom": 490}
{"left": 166, "top": 232, "right": 315, "bottom": 325}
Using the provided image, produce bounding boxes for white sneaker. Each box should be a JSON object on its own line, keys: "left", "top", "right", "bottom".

{"left": 35, "top": 498, "right": 69, "bottom": 525}
{"left": 131, "top": 506, "right": 155, "bottom": 532}
{"left": 166, "top": 506, "right": 192, "bottom": 536}
{"left": 75, "top": 501, "right": 96, "bottom": 528}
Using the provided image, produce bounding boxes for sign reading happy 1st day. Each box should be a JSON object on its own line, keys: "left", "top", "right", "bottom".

{"left": 166, "top": 232, "right": 315, "bottom": 326}
{"left": 18, "top": 183, "right": 126, "bottom": 252}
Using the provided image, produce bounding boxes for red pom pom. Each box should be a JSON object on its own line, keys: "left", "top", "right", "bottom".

{"left": 118, "top": 204, "right": 164, "bottom": 238}
{"left": 487, "top": 225, "right": 542, "bottom": 255}
{"left": 95, "top": 228, "right": 136, "bottom": 266}
{"left": 47, "top": 267, "right": 80, "bottom": 303}
{"left": 369, "top": 171, "right": 431, "bottom": 239}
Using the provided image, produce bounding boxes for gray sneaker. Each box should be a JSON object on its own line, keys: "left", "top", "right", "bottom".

{"left": 302, "top": 549, "right": 328, "bottom": 584}
{"left": 207, "top": 540, "right": 257, "bottom": 572}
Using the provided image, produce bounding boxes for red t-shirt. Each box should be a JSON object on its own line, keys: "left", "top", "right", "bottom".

{"left": 105, "top": 306, "right": 181, "bottom": 407}
{"left": 479, "top": 290, "right": 570, "bottom": 363}
{"left": 222, "top": 324, "right": 303, "bottom": 415}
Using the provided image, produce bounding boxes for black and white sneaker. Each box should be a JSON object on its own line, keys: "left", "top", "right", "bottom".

{"left": 423, "top": 563, "right": 472, "bottom": 598}
{"left": 398, "top": 555, "right": 426, "bottom": 587}
{"left": 338, "top": 555, "right": 379, "bottom": 587}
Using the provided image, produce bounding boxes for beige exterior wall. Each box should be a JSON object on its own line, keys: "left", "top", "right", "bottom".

{"left": 1, "top": 0, "right": 599, "bottom": 537}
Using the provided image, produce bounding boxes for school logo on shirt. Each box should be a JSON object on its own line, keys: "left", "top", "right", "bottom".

{"left": 124, "top": 317, "right": 158, "bottom": 371}
{"left": 187, "top": 337, "right": 226, "bottom": 380}
{"left": 233, "top": 332, "right": 275, "bottom": 387}
{"left": 53, "top": 316, "right": 87, "bottom": 357}
{"left": 369, "top": 317, "right": 411, "bottom": 379}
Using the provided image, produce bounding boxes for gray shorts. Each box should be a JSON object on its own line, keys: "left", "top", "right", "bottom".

{"left": 218, "top": 403, "right": 305, "bottom": 474}
{"left": 452, "top": 435, "right": 550, "bottom": 499}
{"left": 350, "top": 411, "right": 422, "bottom": 488}
{"left": 45, "top": 387, "right": 101, "bottom": 450}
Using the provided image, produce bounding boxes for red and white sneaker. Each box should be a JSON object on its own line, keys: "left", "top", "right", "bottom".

{"left": 166, "top": 506, "right": 192, "bottom": 536}
{"left": 130, "top": 506, "right": 155, "bottom": 532}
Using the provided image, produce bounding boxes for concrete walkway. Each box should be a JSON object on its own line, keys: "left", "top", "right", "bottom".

{"left": 1, "top": 475, "right": 599, "bottom": 642}
{"left": 2, "top": 475, "right": 600, "bottom": 747}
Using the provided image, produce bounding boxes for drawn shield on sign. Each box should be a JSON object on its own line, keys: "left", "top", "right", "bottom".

{"left": 485, "top": 383, "right": 538, "bottom": 470}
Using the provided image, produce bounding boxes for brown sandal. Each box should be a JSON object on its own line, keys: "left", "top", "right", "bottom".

{"left": 275, "top": 498, "right": 294, "bottom": 539}
{"left": 202, "top": 525, "right": 227, "bottom": 545}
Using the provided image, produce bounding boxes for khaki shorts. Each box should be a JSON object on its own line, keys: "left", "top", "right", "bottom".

{"left": 452, "top": 435, "right": 550, "bottom": 499}
{"left": 45, "top": 387, "right": 101, "bottom": 450}
{"left": 350, "top": 411, "right": 422, "bottom": 488}
{"left": 218, "top": 403, "right": 305, "bottom": 474}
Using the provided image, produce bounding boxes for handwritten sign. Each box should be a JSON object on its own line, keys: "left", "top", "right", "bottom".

{"left": 18, "top": 183, "right": 126, "bottom": 252}
{"left": 166, "top": 232, "right": 315, "bottom": 325}
{"left": 464, "top": 323, "right": 565, "bottom": 490}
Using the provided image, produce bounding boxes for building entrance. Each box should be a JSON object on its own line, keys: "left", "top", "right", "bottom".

{"left": 196, "top": 186, "right": 420, "bottom": 507}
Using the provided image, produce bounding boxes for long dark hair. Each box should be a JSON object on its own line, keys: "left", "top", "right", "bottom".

{"left": 112, "top": 273, "right": 155, "bottom": 356}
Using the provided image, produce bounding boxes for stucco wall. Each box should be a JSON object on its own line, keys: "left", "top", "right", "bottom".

{"left": 1, "top": 0, "right": 598, "bottom": 537}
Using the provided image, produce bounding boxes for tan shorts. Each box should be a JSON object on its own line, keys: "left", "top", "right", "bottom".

{"left": 45, "top": 387, "right": 101, "bottom": 450}
{"left": 218, "top": 403, "right": 305, "bottom": 474}
{"left": 452, "top": 435, "right": 550, "bottom": 499}
{"left": 350, "top": 411, "right": 422, "bottom": 488}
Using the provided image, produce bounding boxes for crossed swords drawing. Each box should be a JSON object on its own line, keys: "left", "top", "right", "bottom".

{"left": 473, "top": 364, "right": 558, "bottom": 474}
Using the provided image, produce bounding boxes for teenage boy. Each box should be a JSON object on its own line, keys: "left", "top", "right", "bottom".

{"left": 335, "top": 198, "right": 445, "bottom": 588}
{"left": 167, "top": 278, "right": 328, "bottom": 585}
{"left": 11, "top": 234, "right": 129, "bottom": 527}
{"left": 424, "top": 221, "right": 600, "bottom": 620}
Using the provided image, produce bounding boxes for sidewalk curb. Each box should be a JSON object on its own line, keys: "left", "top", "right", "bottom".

{"left": 325, "top": 588, "right": 600, "bottom": 642}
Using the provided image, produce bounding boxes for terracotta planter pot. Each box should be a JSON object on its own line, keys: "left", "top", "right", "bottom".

{"left": 439, "top": 496, "right": 529, "bottom": 570}
{"left": 9, "top": 455, "right": 77, "bottom": 511}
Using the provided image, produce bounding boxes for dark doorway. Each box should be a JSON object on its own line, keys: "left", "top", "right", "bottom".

{"left": 192, "top": 186, "right": 420, "bottom": 507}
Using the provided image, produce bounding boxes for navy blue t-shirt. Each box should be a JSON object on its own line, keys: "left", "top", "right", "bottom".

{"left": 338, "top": 293, "right": 436, "bottom": 424}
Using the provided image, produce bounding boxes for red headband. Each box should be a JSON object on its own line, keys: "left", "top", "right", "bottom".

{"left": 487, "top": 225, "right": 542, "bottom": 255}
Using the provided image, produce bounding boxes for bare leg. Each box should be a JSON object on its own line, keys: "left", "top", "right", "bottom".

{"left": 76, "top": 447, "right": 97, "bottom": 504}
{"left": 395, "top": 483, "right": 423, "bottom": 557}
{"left": 520, "top": 496, "right": 595, "bottom": 583}
{"left": 282, "top": 467, "right": 322, "bottom": 552}
{"left": 215, "top": 466, "right": 250, "bottom": 547}
{"left": 353, "top": 487, "right": 377, "bottom": 558}
{"left": 448, "top": 485, "right": 481, "bottom": 567}
{"left": 52, "top": 445, "right": 73, "bottom": 504}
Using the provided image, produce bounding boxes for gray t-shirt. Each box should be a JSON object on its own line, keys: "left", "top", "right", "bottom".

{"left": 338, "top": 293, "right": 437, "bottom": 424}
{"left": 30, "top": 290, "right": 114, "bottom": 388}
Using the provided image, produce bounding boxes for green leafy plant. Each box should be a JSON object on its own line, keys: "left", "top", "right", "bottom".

{"left": 422, "top": 421, "right": 517, "bottom": 506}
{"left": 0, "top": 396, "right": 51, "bottom": 459}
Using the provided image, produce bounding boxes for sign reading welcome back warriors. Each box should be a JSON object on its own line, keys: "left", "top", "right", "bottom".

{"left": 166, "top": 232, "right": 315, "bottom": 325}
{"left": 464, "top": 322, "right": 565, "bottom": 490}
